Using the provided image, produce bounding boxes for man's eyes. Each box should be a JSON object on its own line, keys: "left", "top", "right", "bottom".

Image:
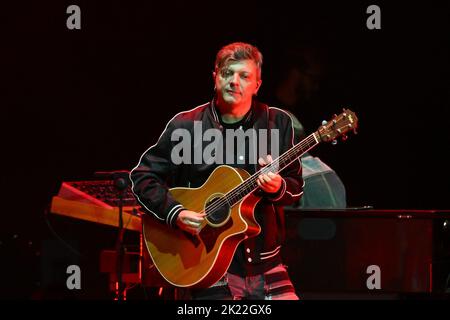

{"left": 221, "top": 70, "right": 233, "bottom": 77}
{"left": 221, "top": 70, "right": 251, "bottom": 79}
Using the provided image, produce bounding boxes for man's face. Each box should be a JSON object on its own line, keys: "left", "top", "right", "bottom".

{"left": 214, "top": 59, "right": 262, "bottom": 108}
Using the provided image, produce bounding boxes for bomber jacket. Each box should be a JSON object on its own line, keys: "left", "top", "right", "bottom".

{"left": 130, "top": 99, "right": 304, "bottom": 276}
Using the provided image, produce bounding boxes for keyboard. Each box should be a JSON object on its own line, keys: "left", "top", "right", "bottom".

{"left": 63, "top": 180, "right": 138, "bottom": 207}
{"left": 50, "top": 178, "right": 142, "bottom": 231}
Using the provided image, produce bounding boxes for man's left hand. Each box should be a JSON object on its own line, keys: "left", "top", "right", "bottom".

{"left": 257, "top": 155, "right": 283, "bottom": 194}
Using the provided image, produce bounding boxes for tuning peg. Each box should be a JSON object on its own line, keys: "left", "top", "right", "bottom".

{"left": 341, "top": 134, "right": 348, "bottom": 141}
{"left": 353, "top": 128, "right": 358, "bottom": 135}
{"left": 332, "top": 140, "right": 338, "bottom": 145}
{"left": 321, "top": 120, "right": 328, "bottom": 126}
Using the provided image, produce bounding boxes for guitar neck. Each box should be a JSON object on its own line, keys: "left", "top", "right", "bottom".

{"left": 224, "top": 132, "right": 320, "bottom": 206}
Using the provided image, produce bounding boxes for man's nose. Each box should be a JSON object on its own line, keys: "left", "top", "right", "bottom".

{"left": 229, "top": 73, "right": 239, "bottom": 86}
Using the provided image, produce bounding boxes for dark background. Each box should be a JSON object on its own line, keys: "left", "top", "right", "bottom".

{"left": 2, "top": 1, "right": 449, "bottom": 298}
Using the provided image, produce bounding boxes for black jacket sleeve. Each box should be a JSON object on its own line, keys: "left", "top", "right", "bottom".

{"left": 130, "top": 120, "right": 185, "bottom": 228}
{"left": 262, "top": 110, "right": 304, "bottom": 206}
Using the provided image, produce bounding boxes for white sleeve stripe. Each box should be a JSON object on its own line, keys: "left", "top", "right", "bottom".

{"left": 261, "top": 245, "right": 282, "bottom": 256}
{"left": 169, "top": 205, "right": 184, "bottom": 226}
{"left": 287, "top": 191, "right": 303, "bottom": 198}
{"left": 286, "top": 181, "right": 305, "bottom": 198}
{"left": 260, "top": 250, "right": 281, "bottom": 260}
{"left": 166, "top": 204, "right": 183, "bottom": 225}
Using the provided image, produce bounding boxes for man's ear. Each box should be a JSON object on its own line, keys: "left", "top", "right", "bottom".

{"left": 212, "top": 71, "right": 218, "bottom": 90}
{"left": 255, "top": 80, "right": 262, "bottom": 94}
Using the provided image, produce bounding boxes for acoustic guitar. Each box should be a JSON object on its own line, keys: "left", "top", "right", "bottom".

{"left": 142, "top": 109, "right": 358, "bottom": 288}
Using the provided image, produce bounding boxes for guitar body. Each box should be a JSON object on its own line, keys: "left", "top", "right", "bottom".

{"left": 142, "top": 165, "right": 261, "bottom": 288}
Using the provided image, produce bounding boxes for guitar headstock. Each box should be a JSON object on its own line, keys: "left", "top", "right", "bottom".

{"left": 317, "top": 108, "right": 358, "bottom": 143}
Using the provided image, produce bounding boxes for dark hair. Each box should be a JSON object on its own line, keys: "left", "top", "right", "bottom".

{"left": 215, "top": 42, "right": 263, "bottom": 80}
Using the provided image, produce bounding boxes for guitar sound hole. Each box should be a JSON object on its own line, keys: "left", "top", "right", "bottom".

{"left": 205, "top": 197, "right": 230, "bottom": 225}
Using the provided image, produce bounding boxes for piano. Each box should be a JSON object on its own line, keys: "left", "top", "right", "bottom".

{"left": 50, "top": 179, "right": 142, "bottom": 232}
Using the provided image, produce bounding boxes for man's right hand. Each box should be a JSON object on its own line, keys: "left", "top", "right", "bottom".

{"left": 176, "top": 210, "right": 206, "bottom": 235}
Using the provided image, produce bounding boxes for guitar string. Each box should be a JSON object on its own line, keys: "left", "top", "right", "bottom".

{"left": 201, "top": 133, "right": 318, "bottom": 216}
